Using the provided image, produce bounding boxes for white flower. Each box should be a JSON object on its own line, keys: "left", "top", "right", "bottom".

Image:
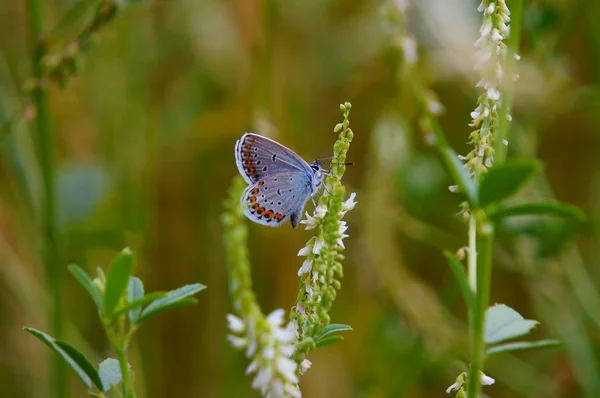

{"left": 503, "top": 139, "right": 509, "bottom": 146}
{"left": 485, "top": 3, "right": 495, "bottom": 15}
{"left": 336, "top": 221, "right": 349, "bottom": 248}
{"left": 231, "top": 308, "right": 300, "bottom": 398}
{"left": 315, "top": 204, "right": 327, "bottom": 218}
{"left": 312, "top": 238, "right": 324, "bottom": 255}
{"left": 342, "top": 192, "right": 357, "bottom": 212}
{"left": 487, "top": 87, "right": 500, "bottom": 100}
{"left": 227, "top": 335, "right": 247, "bottom": 349}
{"left": 491, "top": 28, "right": 503, "bottom": 41}
{"left": 446, "top": 381, "right": 462, "bottom": 394}
{"left": 299, "top": 359, "right": 312, "bottom": 375}
{"left": 498, "top": 21, "right": 509, "bottom": 36}
{"left": 480, "top": 372, "right": 495, "bottom": 386}
{"left": 298, "top": 258, "right": 313, "bottom": 275}
{"left": 267, "top": 309, "right": 285, "bottom": 327}
{"left": 480, "top": 18, "right": 492, "bottom": 37}
{"left": 448, "top": 185, "right": 458, "bottom": 193}
{"left": 227, "top": 314, "right": 245, "bottom": 333}
{"left": 297, "top": 245, "right": 311, "bottom": 257}
{"left": 299, "top": 212, "right": 319, "bottom": 230}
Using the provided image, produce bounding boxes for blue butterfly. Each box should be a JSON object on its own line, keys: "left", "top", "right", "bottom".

{"left": 235, "top": 133, "right": 324, "bottom": 228}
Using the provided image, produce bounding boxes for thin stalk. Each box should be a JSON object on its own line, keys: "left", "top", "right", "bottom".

{"left": 467, "top": 3, "right": 523, "bottom": 397}
{"left": 26, "top": 0, "right": 64, "bottom": 397}
{"left": 467, "top": 217, "right": 477, "bottom": 291}
{"left": 467, "top": 219, "right": 494, "bottom": 398}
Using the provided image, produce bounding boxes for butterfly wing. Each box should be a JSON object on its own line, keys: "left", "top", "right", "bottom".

{"left": 241, "top": 170, "right": 313, "bottom": 228}
{"left": 235, "top": 133, "right": 311, "bottom": 184}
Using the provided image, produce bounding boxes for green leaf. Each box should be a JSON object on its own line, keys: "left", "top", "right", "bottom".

{"left": 55, "top": 341, "right": 105, "bottom": 391}
{"left": 479, "top": 159, "right": 541, "bottom": 207}
{"left": 126, "top": 277, "right": 144, "bottom": 323}
{"left": 440, "top": 146, "right": 478, "bottom": 207}
{"left": 487, "top": 201, "right": 586, "bottom": 223}
{"left": 484, "top": 304, "right": 539, "bottom": 344}
{"left": 104, "top": 248, "right": 136, "bottom": 317}
{"left": 68, "top": 265, "right": 103, "bottom": 312}
{"left": 24, "top": 327, "right": 103, "bottom": 391}
{"left": 315, "top": 335, "right": 344, "bottom": 347}
{"left": 99, "top": 358, "right": 122, "bottom": 392}
{"left": 137, "top": 283, "right": 206, "bottom": 324}
{"left": 443, "top": 252, "right": 474, "bottom": 311}
{"left": 316, "top": 324, "right": 353, "bottom": 341}
{"left": 137, "top": 298, "right": 198, "bottom": 324}
{"left": 487, "top": 339, "right": 562, "bottom": 355}
{"left": 114, "top": 291, "right": 166, "bottom": 320}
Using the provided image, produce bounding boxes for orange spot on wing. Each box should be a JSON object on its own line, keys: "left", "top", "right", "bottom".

{"left": 258, "top": 181, "right": 265, "bottom": 187}
{"left": 264, "top": 210, "right": 273, "bottom": 220}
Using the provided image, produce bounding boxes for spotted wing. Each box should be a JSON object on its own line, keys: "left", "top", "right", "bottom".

{"left": 241, "top": 171, "right": 313, "bottom": 228}
{"left": 235, "top": 133, "right": 311, "bottom": 184}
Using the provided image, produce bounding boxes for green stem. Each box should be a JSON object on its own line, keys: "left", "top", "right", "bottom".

{"left": 467, "top": 216, "right": 477, "bottom": 291}
{"left": 467, "top": 218, "right": 494, "bottom": 398}
{"left": 26, "top": 0, "right": 64, "bottom": 397}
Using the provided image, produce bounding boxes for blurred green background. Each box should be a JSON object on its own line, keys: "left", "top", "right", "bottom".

{"left": 1, "top": 0, "right": 599, "bottom": 397}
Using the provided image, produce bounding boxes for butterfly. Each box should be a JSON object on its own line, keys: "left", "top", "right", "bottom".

{"left": 235, "top": 133, "right": 324, "bottom": 228}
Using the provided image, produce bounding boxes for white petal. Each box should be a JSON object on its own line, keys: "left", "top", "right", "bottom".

{"left": 312, "top": 238, "right": 324, "bottom": 255}
{"left": 266, "top": 309, "right": 285, "bottom": 327}
{"left": 487, "top": 88, "right": 500, "bottom": 100}
{"left": 276, "top": 357, "right": 299, "bottom": 384}
{"left": 491, "top": 29, "right": 503, "bottom": 41}
{"left": 297, "top": 245, "right": 311, "bottom": 257}
{"left": 342, "top": 192, "right": 357, "bottom": 211}
{"left": 246, "top": 360, "right": 259, "bottom": 375}
{"left": 284, "top": 384, "right": 302, "bottom": 398}
{"left": 315, "top": 205, "right": 327, "bottom": 218}
{"left": 299, "top": 359, "right": 312, "bottom": 375}
{"left": 298, "top": 258, "right": 313, "bottom": 275}
{"left": 299, "top": 213, "right": 318, "bottom": 230}
{"left": 227, "top": 335, "right": 247, "bottom": 349}
{"left": 446, "top": 382, "right": 461, "bottom": 393}
{"left": 227, "top": 314, "right": 245, "bottom": 333}
{"left": 480, "top": 373, "right": 495, "bottom": 386}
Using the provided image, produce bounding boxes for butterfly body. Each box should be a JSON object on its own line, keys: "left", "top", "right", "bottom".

{"left": 234, "top": 133, "right": 323, "bottom": 228}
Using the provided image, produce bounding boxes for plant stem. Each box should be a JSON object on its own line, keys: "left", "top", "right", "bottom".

{"left": 467, "top": 218, "right": 494, "bottom": 398}
{"left": 26, "top": 0, "right": 64, "bottom": 397}
{"left": 467, "top": 216, "right": 477, "bottom": 291}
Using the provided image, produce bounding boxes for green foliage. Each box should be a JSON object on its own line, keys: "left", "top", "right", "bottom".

{"left": 479, "top": 160, "right": 541, "bottom": 208}
{"left": 137, "top": 284, "right": 205, "bottom": 324}
{"left": 24, "top": 327, "right": 103, "bottom": 391}
{"left": 315, "top": 324, "right": 353, "bottom": 348}
{"left": 486, "top": 339, "right": 562, "bottom": 355}
{"left": 487, "top": 201, "right": 586, "bottom": 223}
{"left": 444, "top": 252, "right": 475, "bottom": 310}
{"left": 484, "top": 304, "right": 539, "bottom": 344}
{"left": 104, "top": 248, "right": 136, "bottom": 317}
{"left": 25, "top": 248, "right": 205, "bottom": 396}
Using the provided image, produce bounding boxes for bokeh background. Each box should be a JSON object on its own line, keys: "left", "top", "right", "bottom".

{"left": 1, "top": 0, "right": 599, "bottom": 397}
